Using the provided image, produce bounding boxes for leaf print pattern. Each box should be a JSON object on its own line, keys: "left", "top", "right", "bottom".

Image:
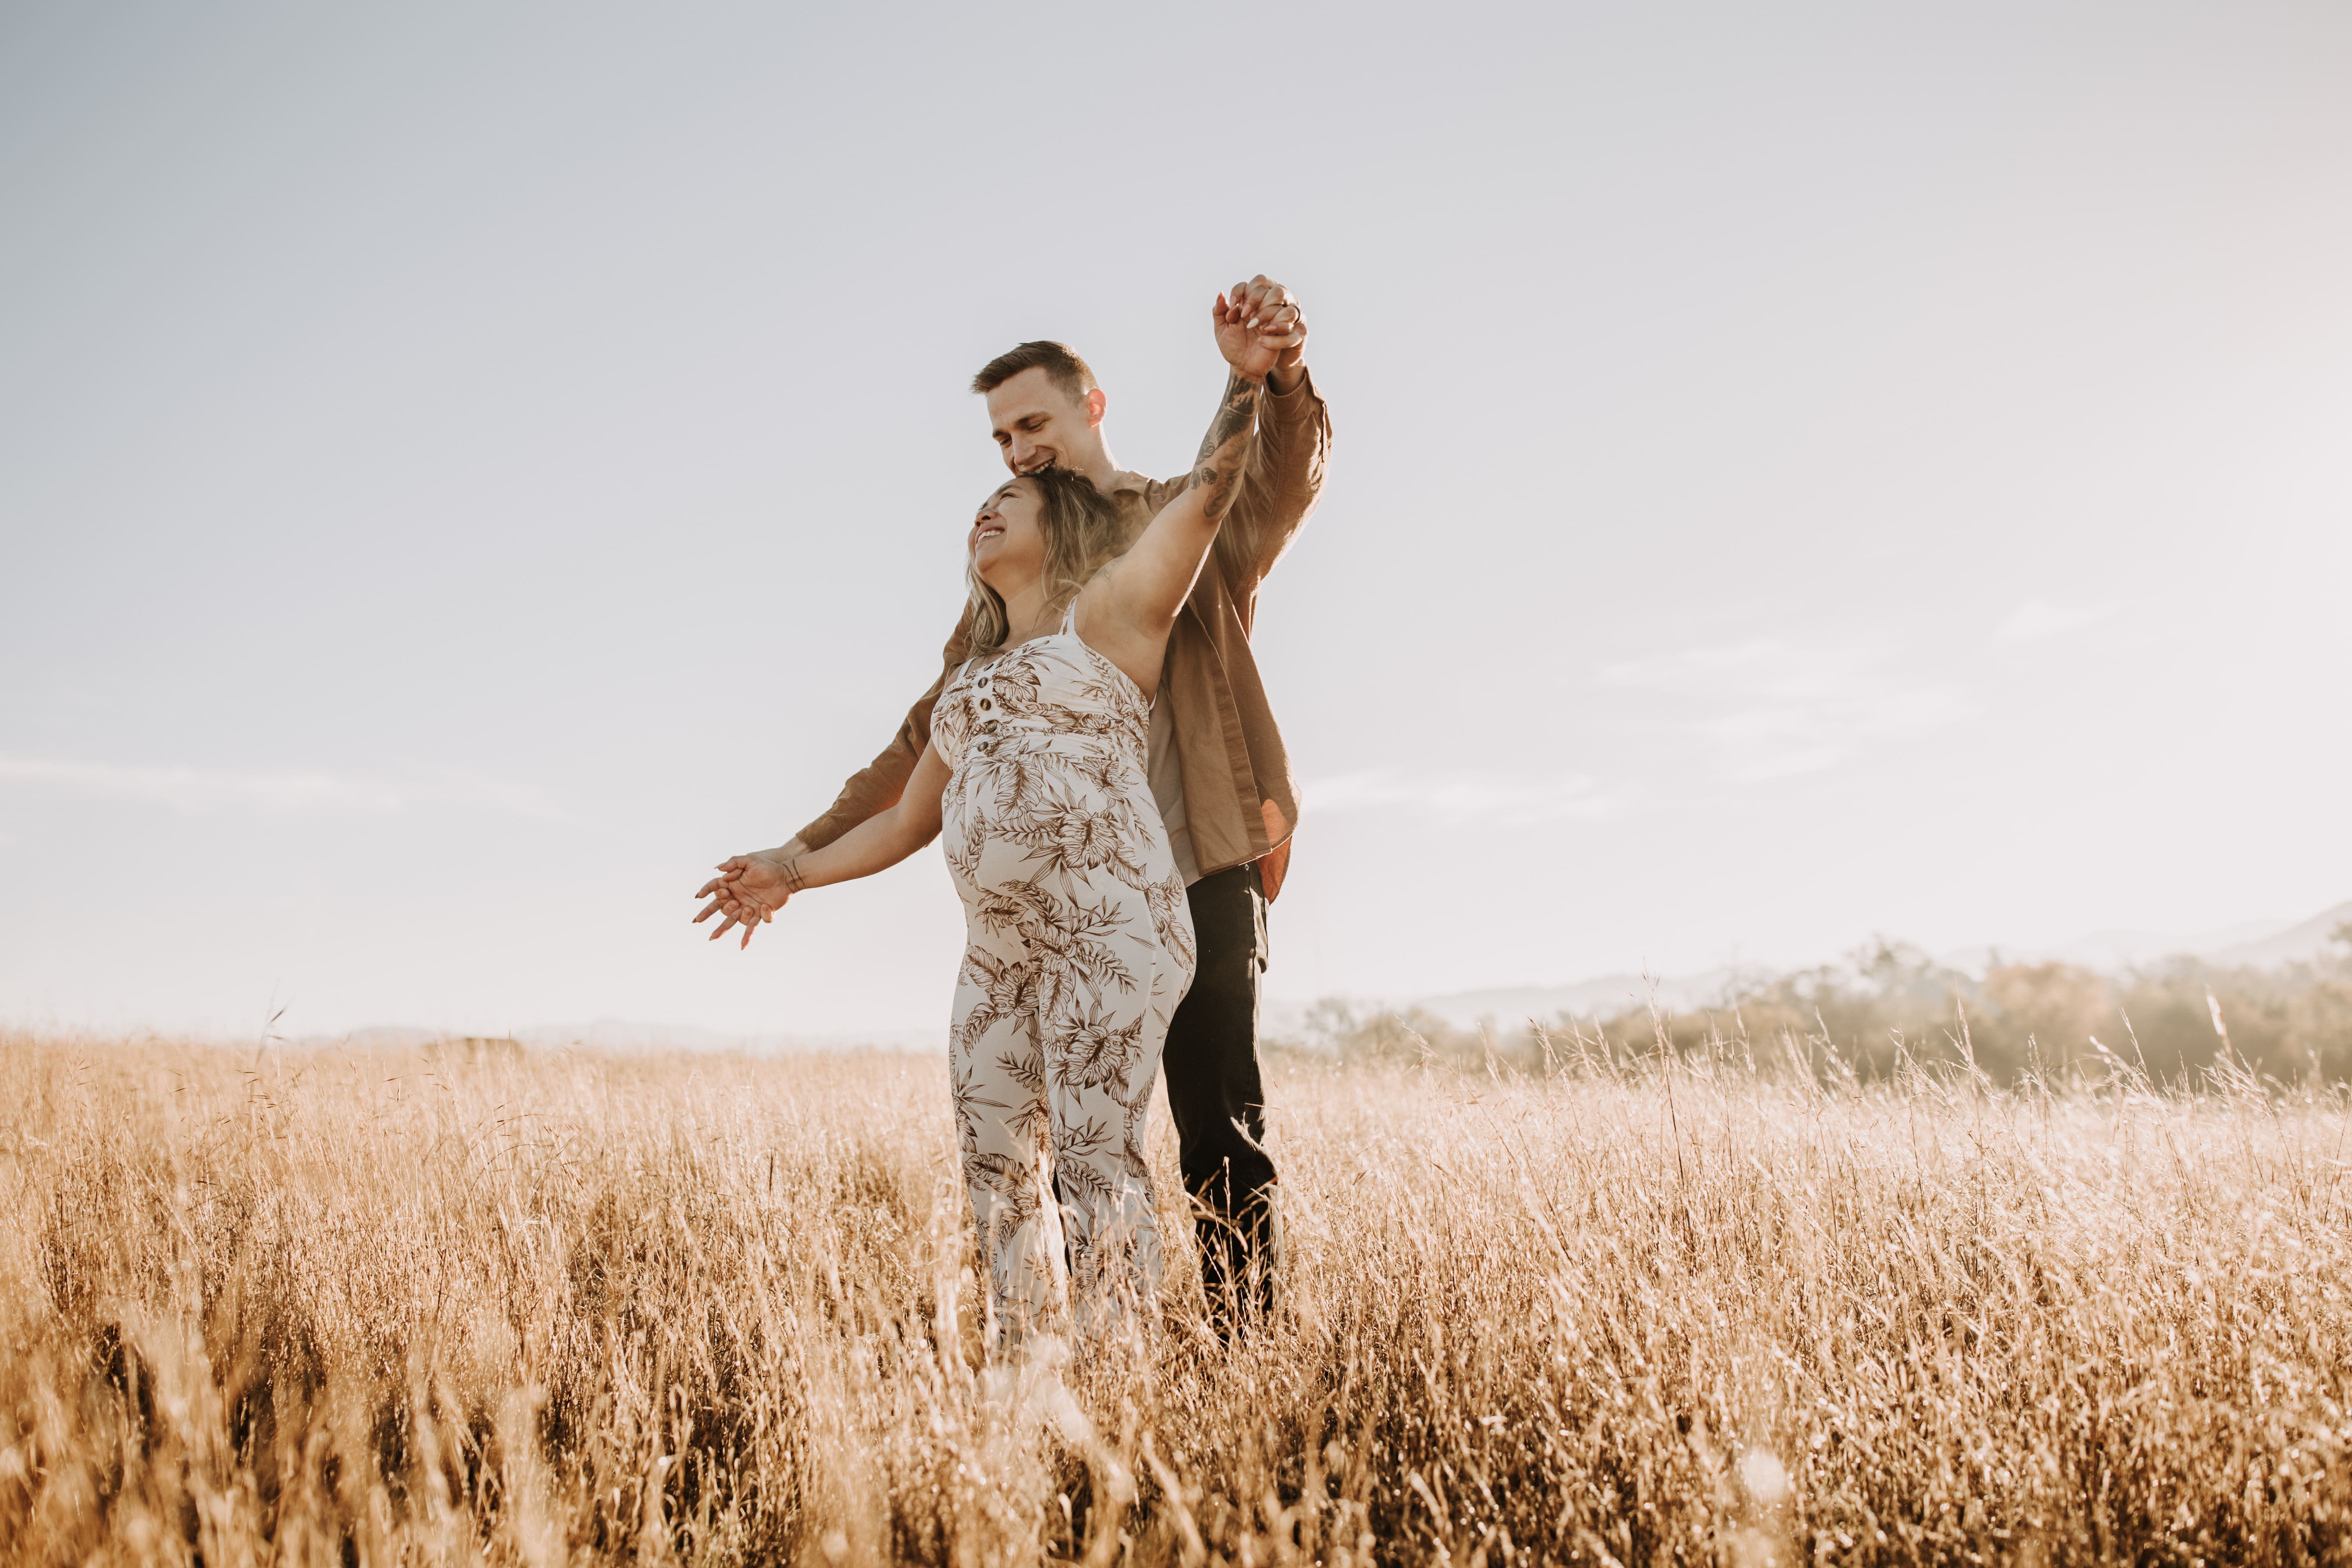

{"left": 1054, "top": 998, "right": 1148, "bottom": 1092}
{"left": 933, "top": 618, "right": 1197, "bottom": 1353}
{"left": 1142, "top": 874, "right": 1197, "bottom": 976}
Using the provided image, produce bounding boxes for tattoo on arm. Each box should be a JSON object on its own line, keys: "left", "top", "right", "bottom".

{"left": 1186, "top": 371, "right": 1263, "bottom": 522}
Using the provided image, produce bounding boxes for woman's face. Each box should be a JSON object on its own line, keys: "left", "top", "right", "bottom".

{"left": 970, "top": 477, "right": 1046, "bottom": 593}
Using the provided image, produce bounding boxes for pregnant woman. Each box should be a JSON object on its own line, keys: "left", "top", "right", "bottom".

{"left": 695, "top": 309, "right": 1279, "bottom": 1356}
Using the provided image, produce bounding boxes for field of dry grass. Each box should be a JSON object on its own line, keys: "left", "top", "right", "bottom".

{"left": 6, "top": 1029, "right": 2352, "bottom": 1566}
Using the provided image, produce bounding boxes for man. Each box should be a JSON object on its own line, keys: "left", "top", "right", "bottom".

{"left": 732, "top": 277, "right": 1329, "bottom": 1328}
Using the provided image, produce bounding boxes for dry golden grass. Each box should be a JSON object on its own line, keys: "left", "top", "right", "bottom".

{"left": 6, "top": 1029, "right": 2352, "bottom": 1566}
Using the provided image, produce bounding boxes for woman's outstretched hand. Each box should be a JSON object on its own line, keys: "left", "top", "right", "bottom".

{"left": 693, "top": 855, "right": 794, "bottom": 948}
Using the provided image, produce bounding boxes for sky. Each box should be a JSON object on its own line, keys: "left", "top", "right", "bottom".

{"left": 3, "top": 1, "right": 2348, "bottom": 1042}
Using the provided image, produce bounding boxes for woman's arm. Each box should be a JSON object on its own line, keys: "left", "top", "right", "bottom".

{"left": 693, "top": 741, "right": 949, "bottom": 946}
{"left": 1078, "top": 301, "right": 1278, "bottom": 692}
{"left": 1096, "top": 369, "right": 1262, "bottom": 638}
{"left": 791, "top": 735, "right": 948, "bottom": 888}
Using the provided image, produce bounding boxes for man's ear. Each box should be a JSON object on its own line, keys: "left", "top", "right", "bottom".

{"left": 1084, "top": 388, "right": 1108, "bottom": 429}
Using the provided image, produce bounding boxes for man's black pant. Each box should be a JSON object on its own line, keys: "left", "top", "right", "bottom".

{"left": 1163, "top": 861, "right": 1280, "bottom": 1326}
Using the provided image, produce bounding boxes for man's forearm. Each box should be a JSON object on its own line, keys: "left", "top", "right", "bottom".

{"left": 791, "top": 724, "right": 922, "bottom": 851}
{"left": 1224, "top": 366, "right": 1332, "bottom": 579}
{"left": 791, "top": 612, "right": 972, "bottom": 849}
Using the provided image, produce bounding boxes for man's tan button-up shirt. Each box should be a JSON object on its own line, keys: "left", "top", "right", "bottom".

{"left": 793, "top": 369, "right": 1332, "bottom": 900}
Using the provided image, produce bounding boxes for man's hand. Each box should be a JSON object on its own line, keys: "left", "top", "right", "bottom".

{"left": 1214, "top": 275, "right": 1307, "bottom": 392}
{"left": 692, "top": 848, "right": 800, "bottom": 949}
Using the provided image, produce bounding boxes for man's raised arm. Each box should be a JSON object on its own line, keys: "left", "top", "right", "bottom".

{"left": 1202, "top": 276, "right": 1333, "bottom": 588}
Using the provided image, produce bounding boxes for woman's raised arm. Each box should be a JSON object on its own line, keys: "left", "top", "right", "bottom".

{"left": 1078, "top": 296, "right": 1284, "bottom": 693}
{"left": 1097, "top": 368, "right": 1262, "bottom": 642}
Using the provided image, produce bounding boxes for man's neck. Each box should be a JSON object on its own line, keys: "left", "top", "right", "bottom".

{"left": 1073, "top": 440, "right": 1120, "bottom": 492}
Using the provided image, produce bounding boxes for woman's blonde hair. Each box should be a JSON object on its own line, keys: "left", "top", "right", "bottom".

{"left": 965, "top": 468, "right": 1127, "bottom": 655}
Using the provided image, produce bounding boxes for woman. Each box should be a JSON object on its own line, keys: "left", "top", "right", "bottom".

{"left": 694, "top": 310, "right": 1279, "bottom": 1353}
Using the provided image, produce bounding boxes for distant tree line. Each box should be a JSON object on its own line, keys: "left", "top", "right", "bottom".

{"left": 1290, "top": 923, "right": 2352, "bottom": 1089}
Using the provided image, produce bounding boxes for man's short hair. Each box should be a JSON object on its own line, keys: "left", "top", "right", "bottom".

{"left": 971, "top": 341, "right": 1097, "bottom": 401}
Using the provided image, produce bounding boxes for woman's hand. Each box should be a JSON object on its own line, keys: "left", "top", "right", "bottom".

{"left": 1213, "top": 277, "right": 1302, "bottom": 381}
{"left": 705, "top": 841, "right": 805, "bottom": 896}
{"left": 691, "top": 748, "right": 945, "bottom": 948}
{"left": 693, "top": 855, "right": 795, "bottom": 948}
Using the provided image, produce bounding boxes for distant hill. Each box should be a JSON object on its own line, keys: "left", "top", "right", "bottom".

{"left": 1943, "top": 900, "right": 2352, "bottom": 975}
{"left": 301, "top": 1018, "right": 939, "bottom": 1054}
{"left": 2205, "top": 900, "right": 2352, "bottom": 968}
{"left": 1406, "top": 968, "right": 1752, "bottom": 1029}
{"left": 1940, "top": 920, "right": 2281, "bottom": 975}
{"left": 1384, "top": 899, "right": 2352, "bottom": 1029}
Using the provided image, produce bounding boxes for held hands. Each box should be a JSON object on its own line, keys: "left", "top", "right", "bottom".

{"left": 1213, "top": 276, "right": 1307, "bottom": 386}
{"left": 692, "top": 842, "right": 804, "bottom": 949}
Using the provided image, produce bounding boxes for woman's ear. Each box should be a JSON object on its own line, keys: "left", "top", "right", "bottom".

{"left": 1085, "top": 388, "right": 1108, "bottom": 429}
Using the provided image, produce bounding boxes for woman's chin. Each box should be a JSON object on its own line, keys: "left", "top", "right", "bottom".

{"left": 974, "top": 557, "right": 1028, "bottom": 594}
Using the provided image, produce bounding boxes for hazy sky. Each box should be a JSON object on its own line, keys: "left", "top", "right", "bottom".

{"left": 4, "top": 2, "right": 2348, "bottom": 1041}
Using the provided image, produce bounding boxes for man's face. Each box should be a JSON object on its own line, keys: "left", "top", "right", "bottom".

{"left": 986, "top": 366, "right": 1104, "bottom": 475}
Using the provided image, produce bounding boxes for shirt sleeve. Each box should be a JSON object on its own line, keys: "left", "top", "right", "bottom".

{"left": 1216, "top": 365, "right": 1332, "bottom": 591}
{"left": 792, "top": 607, "right": 973, "bottom": 849}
